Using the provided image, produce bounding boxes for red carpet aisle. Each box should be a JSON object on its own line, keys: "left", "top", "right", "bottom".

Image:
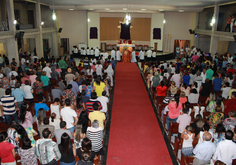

{"left": 106, "top": 63, "right": 172, "bottom": 165}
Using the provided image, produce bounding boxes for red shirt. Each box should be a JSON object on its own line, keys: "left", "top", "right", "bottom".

{"left": 0, "top": 142, "right": 15, "bottom": 163}
{"left": 156, "top": 85, "right": 167, "bottom": 96}
{"left": 226, "top": 68, "right": 235, "bottom": 75}
{"left": 224, "top": 98, "right": 236, "bottom": 116}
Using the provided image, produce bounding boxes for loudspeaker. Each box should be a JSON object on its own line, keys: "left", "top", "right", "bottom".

{"left": 233, "top": 35, "right": 236, "bottom": 42}
{"left": 58, "top": 28, "right": 62, "bottom": 33}
{"left": 189, "top": 29, "right": 193, "bottom": 34}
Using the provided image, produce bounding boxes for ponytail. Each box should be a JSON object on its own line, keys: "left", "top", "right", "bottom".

{"left": 174, "top": 94, "right": 180, "bottom": 108}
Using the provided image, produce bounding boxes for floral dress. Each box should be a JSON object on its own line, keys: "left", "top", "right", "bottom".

{"left": 209, "top": 112, "right": 224, "bottom": 129}
{"left": 82, "top": 85, "right": 92, "bottom": 98}
{"left": 33, "top": 81, "right": 43, "bottom": 94}
{"left": 223, "top": 118, "right": 236, "bottom": 131}
{"left": 63, "top": 89, "right": 76, "bottom": 105}
{"left": 206, "top": 101, "right": 224, "bottom": 112}
{"left": 18, "top": 146, "right": 38, "bottom": 165}
{"left": 25, "top": 127, "right": 36, "bottom": 147}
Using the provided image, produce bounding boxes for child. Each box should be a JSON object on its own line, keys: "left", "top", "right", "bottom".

{"left": 181, "top": 125, "right": 195, "bottom": 156}
{"left": 49, "top": 113, "right": 60, "bottom": 130}
{"left": 177, "top": 108, "right": 191, "bottom": 138}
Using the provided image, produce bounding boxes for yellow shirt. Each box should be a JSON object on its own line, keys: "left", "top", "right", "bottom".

{"left": 89, "top": 111, "right": 106, "bottom": 129}
{"left": 93, "top": 82, "right": 105, "bottom": 97}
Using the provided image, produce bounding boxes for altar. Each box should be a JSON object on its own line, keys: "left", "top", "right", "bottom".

{"left": 117, "top": 44, "right": 135, "bottom": 52}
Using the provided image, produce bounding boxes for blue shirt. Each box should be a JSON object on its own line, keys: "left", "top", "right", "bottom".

{"left": 213, "top": 78, "right": 222, "bottom": 91}
{"left": 182, "top": 75, "right": 190, "bottom": 86}
{"left": 193, "top": 141, "right": 216, "bottom": 161}
{"left": 34, "top": 103, "right": 49, "bottom": 117}
{"left": 70, "top": 81, "right": 80, "bottom": 97}
{"left": 222, "top": 61, "right": 228, "bottom": 68}
{"left": 110, "top": 60, "right": 115, "bottom": 68}
{"left": 11, "top": 88, "right": 26, "bottom": 102}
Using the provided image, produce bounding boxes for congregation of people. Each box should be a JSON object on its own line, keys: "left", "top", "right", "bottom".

{"left": 0, "top": 51, "right": 114, "bottom": 165}
{"left": 144, "top": 46, "right": 236, "bottom": 165}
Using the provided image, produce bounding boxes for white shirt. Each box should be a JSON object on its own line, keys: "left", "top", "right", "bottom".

{"left": 221, "top": 87, "right": 231, "bottom": 99}
{"left": 193, "top": 141, "right": 216, "bottom": 161}
{"left": 86, "top": 49, "right": 90, "bottom": 55}
{"left": 95, "top": 64, "right": 103, "bottom": 76}
{"left": 74, "top": 48, "right": 78, "bottom": 53}
{"left": 95, "top": 49, "right": 99, "bottom": 57}
{"left": 0, "top": 57, "right": 3, "bottom": 63}
{"left": 103, "top": 52, "right": 108, "bottom": 60}
{"left": 81, "top": 50, "right": 86, "bottom": 55}
{"left": 9, "top": 71, "right": 18, "bottom": 78}
{"left": 146, "top": 50, "right": 152, "bottom": 58}
{"left": 111, "top": 50, "right": 116, "bottom": 59}
{"left": 213, "top": 140, "right": 236, "bottom": 165}
{"left": 139, "top": 51, "right": 144, "bottom": 60}
{"left": 91, "top": 58, "right": 96, "bottom": 64}
{"left": 90, "top": 49, "right": 94, "bottom": 55}
{"left": 180, "top": 49, "right": 184, "bottom": 54}
{"left": 86, "top": 69, "right": 94, "bottom": 76}
{"left": 20, "top": 85, "right": 33, "bottom": 99}
{"left": 97, "top": 96, "right": 109, "bottom": 113}
{"left": 201, "top": 72, "right": 206, "bottom": 83}
{"left": 43, "top": 66, "right": 52, "bottom": 78}
{"left": 152, "top": 52, "right": 156, "bottom": 58}
{"left": 61, "top": 106, "right": 77, "bottom": 129}
{"left": 185, "top": 47, "right": 190, "bottom": 53}
{"left": 116, "top": 51, "right": 121, "bottom": 61}
{"left": 131, "top": 51, "right": 137, "bottom": 63}
{"left": 21, "top": 58, "right": 26, "bottom": 65}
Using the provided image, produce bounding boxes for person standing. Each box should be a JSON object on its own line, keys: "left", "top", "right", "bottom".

{"left": 193, "top": 132, "right": 216, "bottom": 165}
{"left": 35, "top": 128, "right": 61, "bottom": 165}
{"left": 61, "top": 99, "right": 78, "bottom": 133}
{"left": 116, "top": 49, "right": 121, "bottom": 61}
{"left": 225, "top": 15, "right": 232, "bottom": 32}
{"left": 58, "top": 57, "right": 68, "bottom": 74}
{"left": 138, "top": 49, "right": 144, "bottom": 62}
{"left": 111, "top": 48, "right": 116, "bottom": 60}
{"left": 90, "top": 48, "right": 95, "bottom": 59}
{"left": 95, "top": 47, "right": 100, "bottom": 60}
{"left": 131, "top": 50, "right": 137, "bottom": 63}
{"left": 11, "top": 82, "right": 26, "bottom": 111}
{"left": 146, "top": 48, "right": 152, "bottom": 62}
{"left": 86, "top": 47, "right": 90, "bottom": 58}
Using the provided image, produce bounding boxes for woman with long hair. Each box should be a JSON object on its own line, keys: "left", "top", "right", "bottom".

{"left": 58, "top": 133, "right": 76, "bottom": 165}
{"left": 93, "top": 77, "right": 106, "bottom": 97}
{"left": 213, "top": 123, "right": 226, "bottom": 146}
{"left": 206, "top": 95, "right": 224, "bottom": 113}
{"left": 166, "top": 94, "right": 183, "bottom": 131}
{"left": 33, "top": 77, "right": 44, "bottom": 97}
{"left": 156, "top": 81, "right": 167, "bottom": 96}
{"left": 50, "top": 98, "right": 61, "bottom": 120}
{"left": 18, "top": 138, "right": 38, "bottom": 165}
{"left": 20, "top": 103, "right": 33, "bottom": 129}
{"left": 37, "top": 108, "right": 45, "bottom": 127}
{"left": 75, "top": 94, "right": 84, "bottom": 116}
{"left": 49, "top": 113, "right": 60, "bottom": 130}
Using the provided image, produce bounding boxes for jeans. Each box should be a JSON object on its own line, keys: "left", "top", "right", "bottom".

{"left": 17, "top": 102, "right": 23, "bottom": 111}
{"left": 43, "top": 159, "right": 57, "bottom": 165}
{"left": 4, "top": 112, "right": 18, "bottom": 125}
{"left": 166, "top": 114, "right": 177, "bottom": 130}
{"left": 68, "top": 126, "right": 75, "bottom": 133}
{"left": 225, "top": 24, "right": 230, "bottom": 32}
{"left": 59, "top": 160, "right": 76, "bottom": 165}
{"left": 176, "top": 53, "right": 179, "bottom": 59}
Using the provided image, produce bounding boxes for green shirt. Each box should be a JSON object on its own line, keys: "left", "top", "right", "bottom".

{"left": 58, "top": 60, "right": 68, "bottom": 69}
{"left": 41, "top": 75, "right": 49, "bottom": 86}
{"left": 206, "top": 69, "right": 214, "bottom": 80}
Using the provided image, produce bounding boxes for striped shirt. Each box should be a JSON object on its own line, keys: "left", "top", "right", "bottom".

{"left": 85, "top": 99, "right": 102, "bottom": 113}
{"left": 0, "top": 95, "right": 16, "bottom": 115}
{"left": 86, "top": 127, "right": 103, "bottom": 152}
{"left": 35, "top": 139, "right": 61, "bottom": 164}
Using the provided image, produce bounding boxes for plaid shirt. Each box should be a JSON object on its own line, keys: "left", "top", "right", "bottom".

{"left": 35, "top": 139, "right": 61, "bottom": 164}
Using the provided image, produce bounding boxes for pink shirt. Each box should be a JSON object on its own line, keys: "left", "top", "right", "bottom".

{"left": 177, "top": 114, "right": 191, "bottom": 133}
{"left": 168, "top": 102, "right": 182, "bottom": 119}
{"left": 29, "top": 75, "right": 37, "bottom": 86}
{"left": 21, "top": 111, "right": 33, "bottom": 129}
{"left": 191, "top": 55, "right": 199, "bottom": 63}
{"left": 91, "top": 65, "right": 96, "bottom": 71}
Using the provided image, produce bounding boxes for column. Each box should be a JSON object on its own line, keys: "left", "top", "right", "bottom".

{"left": 52, "top": 32, "right": 59, "bottom": 57}
{"left": 6, "top": 0, "right": 19, "bottom": 64}
{"left": 209, "top": 4, "right": 219, "bottom": 56}
{"left": 35, "top": 2, "right": 44, "bottom": 58}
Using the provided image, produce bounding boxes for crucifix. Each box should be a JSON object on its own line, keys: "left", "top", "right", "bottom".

{"left": 117, "top": 18, "right": 133, "bottom": 40}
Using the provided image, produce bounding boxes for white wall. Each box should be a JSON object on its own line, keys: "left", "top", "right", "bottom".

{"left": 150, "top": 13, "right": 164, "bottom": 51}
{"left": 88, "top": 12, "right": 100, "bottom": 49}
{"left": 58, "top": 11, "right": 87, "bottom": 53}
{"left": 163, "top": 12, "right": 194, "bottom": 52}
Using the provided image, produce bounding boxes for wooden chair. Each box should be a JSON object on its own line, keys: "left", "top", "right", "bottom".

{"left": 168, "top": 121, "right": 179, "bottom": 142}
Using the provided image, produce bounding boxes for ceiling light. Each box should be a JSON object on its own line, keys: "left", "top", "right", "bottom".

{"left": 89, "top": 9, "right": 94, "bottom": 10}
{"left": 69, "top": 9, "right": 74, "bottom": 11}
{"left": 52, "top": 10, "right": 56, "bottom": 20}
{"left": 88, "top": 18, "right": 90, "bottom": 22}
{"left": 13, "top": 20, "right": 17, "bottom": 25}
{"left": 163, "top": 19, "right": 166, "bottom": 24}
{"left": 105, "top": 8, "right": 110, "bottom": 10}
{"left": 141, "top": 9, "right": 146, "bottom": 11}
{"left": 123, "top": 8, "right": 127, "bottom": 10}
{"left": 41, "top": 22, "right": 44, "bottom": 25}
{"left": 159, "top": 9, "right": 164, "bottom": 11}
{"left": 179, "top": 10, "right": 184, "bottom": 12}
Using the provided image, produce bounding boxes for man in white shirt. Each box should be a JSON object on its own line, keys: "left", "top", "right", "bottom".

{"left": 152, "top": 51, "right": 156, "bottom": 61}
{"left": 185, "top": 45, "right": 190, "bottom": 56}
{"left": 116, "top": 49, "right": 121, "bottom": 61}
{"left": 97, "top": 91, "right": 109, "bottom": 114}
{"left": 60, "top": 99, "right": 78, "bottom": 133}
{"left": 138, "top": 49, "right": 144, "bottom": 62}
{"left": 201, "top": 68, "right": 207, "bottom": 83}
{"left": 81, "top": 48, "right": 86, "bottom": 57}
{"left": 146, "top": 48, "right": 152, "bottom": 62}
{"left": 213, "top": 130, "right": 236, "bottom": 165}
{"left": 180, "top": 47, "right": 184, "bottom": 58}
{"left": 131, "top": 50, "right": 137, "bottom": 63}
{"left": 111, "top": 48, "right": 116, "bottom": 60}
{"left": 95, "top": 47, "right": 100, "bottom": 60}
{"left": 21, "top": 57, "right": 26, "bottom": 70}
{"left": 43, "top": 63, "right": 52, "bottom": 78}
{"left": 9, "top": 67, "right": 18, "bottom": 78}
{"left": 170, "top": 69, "right": 181, "bottom": 87}
{"left": 32, "top": 53, "right": 38, "bottom": 61}
{"left": 90, "top": 47, "right": 95, "bottom": 59}
{"left": 193, "top": 132, "right": 216, "bottom": 165}
{"left": 103, "top": 51, "right": 108, "bottom": 60}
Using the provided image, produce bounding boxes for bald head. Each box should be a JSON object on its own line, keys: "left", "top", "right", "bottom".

{"left": 203, "top": 132, "right": 211, "bottom": 141}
